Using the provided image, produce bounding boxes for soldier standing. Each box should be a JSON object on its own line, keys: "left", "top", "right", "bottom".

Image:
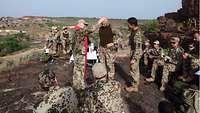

{"left": 60, "top": 27, "right": 72, "bottom": 56}
{"left": 51, "top": 26, "right": 61, "bottom": 55}
{"left": 126, "top": 17, "right": 147, "bottom": 92}
{"left": 97, "top": 17, "right": 117, "bottom": 79}
{"left": 146, "top": 40, "right": 165, "bottom": 82}
{"left": 160, "top": 37, "right": 184, "bottom": 91}
{"left": 68, "top": 19, "right": 90, "bottom": 90}
{"left": 45, "top": 26, "right": 57, "bottom": 53}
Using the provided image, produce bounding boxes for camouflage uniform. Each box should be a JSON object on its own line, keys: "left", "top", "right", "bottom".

{"left": 129, "top": 29, "right": 145, "bottom": 89}
{"left": 81, "top": 63, "right": 128, "bottom": 113}
{"left": 161, "top": 47, "right": 184, "bottom": 91}
{"left": 98, "top": 24, "right": 118, "bottom": 79}
{"left": 146, "top": 47, "right": 165, "bottom": 81}
{"left": 81, "top": 80, "right": 128, "bottom": 113}
{"left": 38, "top": 69, "right": 57, "bottom": 91}
{"left": 183, "top": 88, "right": 200, "bottom": 113}
{"left": 35, "top": 87, "right": 79, "bottom": 113}
{"left": 72, "top": 28, "right": 89, "bottom": 90}
{"left": 60, "top": 28, "right": 72, "bottom": 55}
{"left": 52, "top": 31, "right": 61, "bottom": 54}
{"left": 45, "top": 30, "right": 55, "bottom": 52}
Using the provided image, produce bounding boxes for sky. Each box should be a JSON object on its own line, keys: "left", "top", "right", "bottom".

{"left": 0, "top": 0, "right": 182, "bottom": 19}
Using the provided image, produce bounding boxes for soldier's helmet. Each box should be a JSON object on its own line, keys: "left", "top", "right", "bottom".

{"left": 38, "top": 68, "right": 57, "bottom": 91}
{"left": 92, "top": 63, "right": 107, "bottom": 79}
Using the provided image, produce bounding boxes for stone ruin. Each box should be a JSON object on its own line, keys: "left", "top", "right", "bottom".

{"left": 145, "top": 0, "right": 199, "bottom": 49}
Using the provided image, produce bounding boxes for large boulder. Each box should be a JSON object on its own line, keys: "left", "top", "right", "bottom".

{"left": 81, "top": 80, "right": 129, "bottom": 113}
{"left": 35, "top": 87, "right": 79, "bottom": 113}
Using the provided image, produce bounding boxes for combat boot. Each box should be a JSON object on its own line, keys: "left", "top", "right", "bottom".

{"left": 145, "top": 77, "right": 154, "bottom": 82}
{"left": 125, "top": 86, "right": 138, "bottom": 92}
{"left": 160, "top": 85, "right": 165, "bottom": 92}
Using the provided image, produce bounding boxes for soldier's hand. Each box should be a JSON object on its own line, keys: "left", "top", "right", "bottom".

{"left": 182, "top": 53, "right": 189, "bottom": 59}
{"left": 106, "top": 43, "right": 114, "bottom": 48}
{"left": 130, "top": 59, "right": 135, "bottom": 64}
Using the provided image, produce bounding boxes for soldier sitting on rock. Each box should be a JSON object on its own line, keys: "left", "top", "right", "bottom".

{"left": 160, "top": 37, "right": 184, "bottom": 91}
{"left": 81, "top": 63, "right": 129, "bottom": 113}
{"left": 38, "top": 68, "right": 58, "bottom": 91}
{"left": 145, "top": 40, "right": 165, "bottom": 83}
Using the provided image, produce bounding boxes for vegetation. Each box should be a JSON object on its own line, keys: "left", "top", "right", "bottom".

{"left": 141, "top": 19, "right": 160, "bottom": 33}
{"left": 0, "top": 32, "right": 30, "bottom": 57}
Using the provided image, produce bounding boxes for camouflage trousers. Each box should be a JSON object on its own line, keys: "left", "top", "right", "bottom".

{"left": 99, "top": 47, "right": 116, "bottom": 79}
{"left": 73, "top": 54, "right": 86, "bottom": 90}
{"left": 150, "top": 59, "right": 164, "bottom": 80}
{"left": 184, "top": 89, "right": 200, "bottom": 113}
{"left": 61, "top": 39, "right": 71, "bottom": 55}
{"left": 130, "top": 58, "right": 140, "bottom": 87}
{"left": 161, "top": 63, "right": 176, "bottom": 88}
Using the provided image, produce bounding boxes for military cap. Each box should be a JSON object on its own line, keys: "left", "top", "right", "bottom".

{"left": 153, "top": 40, "right": 160, "bottom": 45}
{"left": 170, "top": 37, "right": 180, "bottom": 42}
{"left": 78, "top": 19, "right": 88, "bottom": 25}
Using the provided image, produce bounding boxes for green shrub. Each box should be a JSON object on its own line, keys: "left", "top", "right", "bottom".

{"left": 0, "top": 33, "right": 30, "bottom": 57}
{"left": 141, "top": 20, "right": 160, "bottom": 33}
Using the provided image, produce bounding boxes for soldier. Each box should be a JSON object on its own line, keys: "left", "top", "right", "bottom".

{"left": 126, "top": 17, "right": 147, "bottom": 92}
{"left": 146, "top": 40, "right": 165, "bottom": 82}
{"left": 52, "top": 26, "right": 61, "bottom": 55}
{"left": 38, "top": 68, "right": 58, "bottom": 91}
{"left": 45, "top": 26, "right": 56, "bottom": 53}
{"left": 97, "top": 17, "right": 118, "bottom": 79}
{"left": 35, "top": 86, "right": 79, "bottom": 113}
{"left": 160, "top": 37, "right": 184, "bottom": 91}
{"left": 181, "top": 42, "right": 199, "bottom": 82}
{"left": 81, "top": 63, "right": 128, "bottom": 113}
{"left": 60, "top": 26, "right": 72, "bottom": 55}
{"left": 68, "top": 19, "right": 90, "bottom": 90}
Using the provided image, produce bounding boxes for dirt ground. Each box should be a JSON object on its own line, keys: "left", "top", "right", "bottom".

{"left": 0, "top": 55, "right": 166, "bottom": 113}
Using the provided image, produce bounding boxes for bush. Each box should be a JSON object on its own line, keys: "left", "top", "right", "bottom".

{"left": 0, "top": 33, "right": 30, "bottom": 56}
{"left": 141, "top": 20, "right": 160, "bottom": 33}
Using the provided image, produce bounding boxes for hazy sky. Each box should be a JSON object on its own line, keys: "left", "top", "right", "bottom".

{"left": 0, "top": 0, "right": 182, "bottom": 19}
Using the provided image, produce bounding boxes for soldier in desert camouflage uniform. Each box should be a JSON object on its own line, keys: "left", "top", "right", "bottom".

{"left": 126, "top": 17, "right": 147, "bottom": 92}
{"left": 68, "top": 19, "right": 90, "bottom": 90}
{"left": 52, "top": 26, "right": 61, "bottom": 55}
{"left": 97, "top": 17, "right": 119, "bottom": 80}
{"left": 60, "top": 27, "right": 72, "bottom": 55}
{"left": 146, "top": 40, "right": 165, "bottom": 82}
{"left": 81, "top": 63, "right": 128, "bottom": 113}
{"left": 45, "top": 26, "right": 57, "bottom": 53}
{"left": 160, "top": 37, "right": 184, "bottom": 91}
{"left": 36, "top": 68, "right": 79, "bottom": 113}
{"left": 38, "top": 68, "right": 58, "bottom": 91}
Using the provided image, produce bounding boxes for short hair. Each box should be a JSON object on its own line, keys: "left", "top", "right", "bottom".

{"left": 127, "top": 17, "right": 138, "bottom": 26}
{"left": 158, "top": 101, "right": 174, "bottom": 113}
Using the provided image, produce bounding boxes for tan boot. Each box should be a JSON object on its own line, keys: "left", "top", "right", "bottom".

{"left": 125, "top": 86, "right": 138, "bottom": 92}
{"left": 146, "top": 77, "right": 154, "bottom": 82}
{"left": 160, "top": 86, "right": 165, "bottom": 92}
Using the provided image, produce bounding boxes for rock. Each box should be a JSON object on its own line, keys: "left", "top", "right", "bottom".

{"left": 35, "top": 87, "right": 79, "bottom": 113}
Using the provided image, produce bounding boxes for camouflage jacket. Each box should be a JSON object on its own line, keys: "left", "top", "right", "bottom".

{"left": 168, "top": 47, "right": 184, "bottom": 65}
{"left": 81, "top": 80, "right": 128, "bottom": 113}
{"left": 129, "top": 29, "right": 146, "bottom": 60}
{"left": 148, "top": 47, "right": 164, "bottom": 60}
{"left": 35, "top": 87, "right": 79, "bottom": 113}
